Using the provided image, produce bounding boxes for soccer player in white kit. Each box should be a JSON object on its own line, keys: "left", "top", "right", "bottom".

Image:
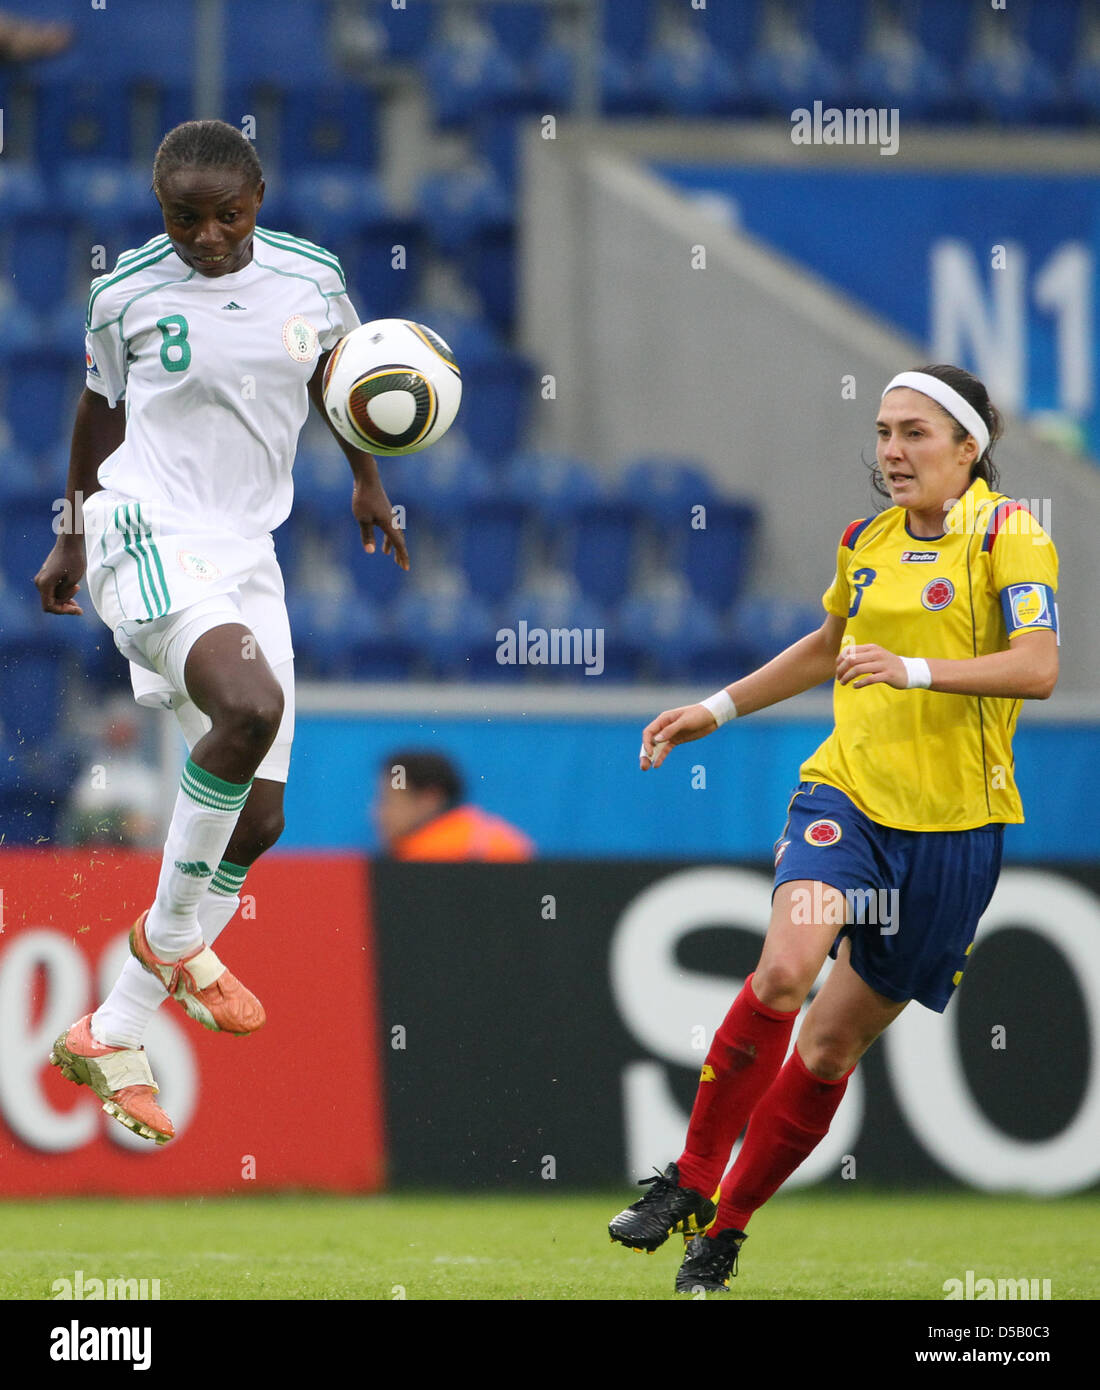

{"left": 36, "top": 120, "right": 408, "bottom": 1143}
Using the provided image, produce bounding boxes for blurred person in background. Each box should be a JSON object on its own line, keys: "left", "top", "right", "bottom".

{"left": 373, "top": 749, "right": 534, "bottom": 861}
{"left": 0, "top": 9, "right": 70, "bottom": 62}
{"left": 61, "top": 699, "right": 162, "bottom": 848}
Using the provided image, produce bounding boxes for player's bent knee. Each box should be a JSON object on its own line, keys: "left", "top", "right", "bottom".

{"left": 214, "top": 690, "right": 284, "bottom": 752}
{"left": 231, "top": 807, "right": 285, "bottom": 862}
{"left": 751, "top": 961, "right": 814, "bottom": 1012}
{"left": 798, "top": 1035, "right": 860, "bottom": 1080}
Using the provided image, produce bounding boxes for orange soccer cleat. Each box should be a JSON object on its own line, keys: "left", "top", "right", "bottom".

{"left": 129, "top": 909, "right": 265, "bottom": 1036}
{"left": 50, "top": 1015, "right": 175, "bottom": 1145}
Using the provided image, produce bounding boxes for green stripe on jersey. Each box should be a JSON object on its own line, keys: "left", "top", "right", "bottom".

{"left": 181, "top": 760, "right": 252, "bottom": 813}
{"left": 253, "top": 228, "right": 346, "bottom": 287}
{"left": 87, "top": 243, "right": 177, "bottom": 324}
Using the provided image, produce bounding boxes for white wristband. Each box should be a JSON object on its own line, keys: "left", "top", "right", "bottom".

{"left": 701, "top": 689, "right": 738, "bottom": 725}
{"left": 900, "top": 656, "right": 932, "bottom": 690}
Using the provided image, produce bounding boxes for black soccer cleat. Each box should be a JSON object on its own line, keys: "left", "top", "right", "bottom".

{"left": 608, "top": 1162, "right": 717, "bottom": 1253}
{"left": 675, "top": 1227, "right": 748, "bottom": 1294}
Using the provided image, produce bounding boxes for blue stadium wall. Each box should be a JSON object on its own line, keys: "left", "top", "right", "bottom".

{"left": 283, "top": 712, "right": 1100, "bottom": 860}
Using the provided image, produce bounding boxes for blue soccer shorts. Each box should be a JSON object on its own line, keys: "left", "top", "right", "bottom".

{"left": 772, "top": 782, "right": 1004, "bottom": 1012}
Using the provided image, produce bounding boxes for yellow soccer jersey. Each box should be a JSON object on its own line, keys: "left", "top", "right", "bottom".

{"left": 800, "top": 477, "right": 1059, "bottom": 831}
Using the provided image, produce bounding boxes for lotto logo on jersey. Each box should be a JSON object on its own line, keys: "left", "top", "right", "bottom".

{"left": 804, "top": 819, "right": 842, "bottom": 846}
{"left": 1007, "top": 584, "right": 1053, "bottom": 630}
{"left": 921, "top": 578, "right": 955, "bottom": 611}
{"left": 774, "top": 838, "right": 790, "bottom": 866}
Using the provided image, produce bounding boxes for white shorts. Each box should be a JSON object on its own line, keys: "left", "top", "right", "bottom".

{"left": 82, "top": 489, "right": 296, "bottom": 783}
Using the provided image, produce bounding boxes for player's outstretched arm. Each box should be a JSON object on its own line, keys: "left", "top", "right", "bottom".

{"left": 307, "top": 352, "right": 410, "bottom": 571}
{"left": 641, "top": 614, "right": 844, "bottom": 769}
{"left": 35, "top": 387, "right": 123, "bottom": 615}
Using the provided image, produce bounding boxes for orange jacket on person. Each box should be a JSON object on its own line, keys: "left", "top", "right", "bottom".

{"left": 389, "top": 805, "right": 535, "bottom": 862}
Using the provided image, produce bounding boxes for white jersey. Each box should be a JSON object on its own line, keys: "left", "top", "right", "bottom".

{"left": 84, "top": 228, "right": 360, "bottom": 538}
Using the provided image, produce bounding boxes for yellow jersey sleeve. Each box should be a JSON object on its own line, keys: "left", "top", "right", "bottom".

{"left": 822, "top": 519, "right": 869, "bottom": 618}
{"left": 984, "top": 500, "right": 1059, "bottom": 640}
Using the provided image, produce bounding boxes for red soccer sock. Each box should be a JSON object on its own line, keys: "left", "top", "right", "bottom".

{"left": 712, "top": 1045, "right": 853, "bottom": 1234}
{"left": 675, "top": 974, "right": 799, "bottom": 1200}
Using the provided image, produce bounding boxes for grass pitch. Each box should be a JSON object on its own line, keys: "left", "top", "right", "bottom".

{"left": 1, "top": 1190, "right": 1096, "bottom": 1302}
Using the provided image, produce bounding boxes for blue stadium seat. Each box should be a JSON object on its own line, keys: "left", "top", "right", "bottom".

{"left": 736, "top": 597, "right": 824, "bottom": 669}
{"left": 0, "top": 164, "right": 48, "bottom": 218}
{"left": 603, "top": 0, "right": 658, "bottom": 60}
{"left": 620, "top": 458, "right": 717, "bottom": 518}
{"left": 15, "top": 0, "right": 193, "bottom": 83}
{"left": 599, "top": 48, "right": 662, "bottom": 117}
{"left": 699, "top": 0, "right": 761, "bottom": 61}
{"left": 58, "top": 161, "right": 152, "bottom": 224}
{"left": 35, "top": 80, "right": 132, "bottom": 167}
{"left": 342, "top": 624, "right": 422, "bottom": 681}
{"left": 374, "top": 0, "right": 438, "bottom": 59}
{"left": 0, "top": 630, "right": 69, "bottom": 744}
{"left": 459, "top": 349, "right": 536, "bottom": 463}
{"left": 853, "top": 41, "right": 957, "bottom": 123}
{"left": 685, "top": 634, "right": 760, "bottom": 687}
{"left": 0, "top": 302, "right": 44, "bottom": 361}
{"left": 749, "top": 44, "right": 850, "bottom": 115}
{"left": 6, "top": 217, "right": 74, "bottom": 312}
{"left": 284, "top": 167, "right": 391, "bottom": 240}
{"left": 913, "top": 0, "right": 978, "bottom": 73}
{"left": 561, "top": 500, "right": 643, "bottom": 607}
{"left": 0, "top": 745, "right": 71, "bottom": 844}
{"left": 390, "top": 587, "right": 495, "bottom": 679}
{"left": 671, "top": 500, "right": 759, "bottom": 608}
{"left": 482, "top": 3, "right": 549, "bottom": 61}
{"left": 805, "top": 0, "right": 871, "bottom": 68}
{"left": 279, "top": 83, "right": 380, "bottom": 171}
{"left": 340, "top": 229, "right": 427, "bottom": 318}
{"left": 646, "top": 40, "right": 744, "bottom": 118}
{"left": 1025, "top": 0, "right": 1083, "bottom": 76}
{"left": 0, "top": 487, "right": 64, "bottom": 591}
{"left": 224, "top": 0, "right": 331, "bottom": 84}
{"left": 286, "top": 591, "right": 388, "bottom": 678}
{"left": 965, "top": 48, "right": 1065, "bottom": 126}
{"left": 0, "top": 448, "right": 42, "bottom": 504}
{"left": 487, "top": 585, "right": 608, "bottom": 683}
{"left": 618, "top": 592, "right": 724, "bottom": 683}
{"left": 41, "top": 300, "right": 88, "bottom": 356}
{"left": 450, "top": 498, "right": 531, "bottom": 602}
{"left": 400, "top": 304, "right": 501, "bottom": 363}
{"left": 417, "top": 166, "right": 511, "bottom": 249}
{"left": 337, "top": 527, "right": 409, "bottom": 603}
{"left": 2, "top": 352, "right": 80, "bottom": 456}
{"left": 421, "top": 34, "right": 525, "bottom": 127}
{"left": 384, "top": 447, "right": 493, "bottom": 527}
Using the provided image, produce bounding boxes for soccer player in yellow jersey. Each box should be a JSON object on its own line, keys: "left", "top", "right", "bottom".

{"left": 608, "top": 364, "right": 1060, "bottom": 1293}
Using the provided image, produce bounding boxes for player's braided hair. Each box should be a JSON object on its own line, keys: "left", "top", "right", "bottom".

{"left": 152, "top": 120, "right": 263, "bottom": 199}
{"left": 869, "top": 363, "right": 1002, "bottom": 502}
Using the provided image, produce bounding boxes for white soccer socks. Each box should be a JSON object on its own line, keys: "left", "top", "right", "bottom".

{"left": 144, "top": 759, "right": 252, "bottom": 960}
{"left": 91, "top": 859, "right": 250, "bottom": 1049}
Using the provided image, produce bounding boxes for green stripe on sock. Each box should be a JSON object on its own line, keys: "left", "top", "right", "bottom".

{"left": 181, "top": 759, "right": 251, "bottom": 813}
{"left": 210, "top": 860, "right": 249, "bottom": 897}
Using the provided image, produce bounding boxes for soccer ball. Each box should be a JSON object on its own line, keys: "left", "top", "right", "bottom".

{"left": 322, "top": 318, "right": 462, "bottom": 456}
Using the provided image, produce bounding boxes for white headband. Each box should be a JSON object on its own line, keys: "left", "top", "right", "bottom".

{"left": 881, "top": 371, "right": 990, "bottom": 458}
